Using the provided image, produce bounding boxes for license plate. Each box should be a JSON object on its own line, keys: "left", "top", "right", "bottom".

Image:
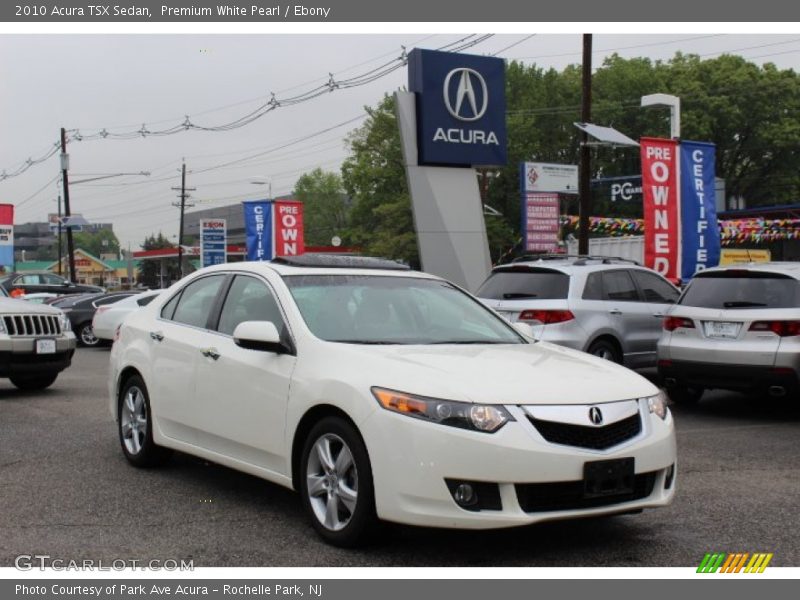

{"left": 583, "top": 458, "right": 635, "bottom": 499}
{"left": 703, "top": 321, "right": 741, "bottom": 339}
{"left": 36, "top": 339, "right": 56, "bottom": 354}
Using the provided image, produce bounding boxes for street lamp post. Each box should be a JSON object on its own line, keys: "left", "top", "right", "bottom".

{"left": 250, "top": 176, "right": 272, "bottom": 199}
{"left": 641, "top": 93, "right": 681, "bottom": 139}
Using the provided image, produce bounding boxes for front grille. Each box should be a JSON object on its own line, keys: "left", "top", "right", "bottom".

{"left": 2, "top": 314, "right": 62, "bottom": 336}
{"left": 528, "top": 413, "right": 642, "bottom": 450}
{"left": 515, "top": 472, "right": 657, "bottom": 513}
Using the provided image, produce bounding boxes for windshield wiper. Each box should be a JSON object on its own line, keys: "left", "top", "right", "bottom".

{"left": 326, "top": 339, "right": 399, "bottom": 345}
{"left": 502, "top": 292, "right": 538, "bottom": 299}
{"left": 428, "top": 340, "right": 511, "bottom": 345}
{"left": 723, "top": 301, "right": 767, "bottom": 308}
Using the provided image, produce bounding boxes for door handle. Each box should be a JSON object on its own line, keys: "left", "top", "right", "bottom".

{"left": 149, "top": 331, "right": 164, "bottom": 342}
{"left": 201, "top": 347, "right": 220, "bottom": 361}
{"left": 608, "top": 309, "right": 622, "bottom": 316}
{"left": 652, "top": 313, "right": 665, "bottom": 318}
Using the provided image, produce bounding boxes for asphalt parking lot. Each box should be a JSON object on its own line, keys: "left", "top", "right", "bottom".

{"left": 1, "top": 347, "right": 799, "bottom": 567}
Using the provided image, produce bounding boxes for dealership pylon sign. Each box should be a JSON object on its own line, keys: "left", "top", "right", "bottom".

{"left": 640, "top": 138, "right": 720, "bottom": 282}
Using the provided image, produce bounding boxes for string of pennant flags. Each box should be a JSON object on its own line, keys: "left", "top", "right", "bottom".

{"left": 559, "top": 216, "right": 800, "bottom": 245}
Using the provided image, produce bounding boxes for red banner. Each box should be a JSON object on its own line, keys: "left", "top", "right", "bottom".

{"left": 641, "top": 138, "right": 680, "bottom": 282}
{"left": 273, "top": 200, "right": 305, "bottom": 257}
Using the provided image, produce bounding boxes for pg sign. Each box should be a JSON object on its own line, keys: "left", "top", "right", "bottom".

{"left": 409, "top": 48, "right": 507, "bottom": 167}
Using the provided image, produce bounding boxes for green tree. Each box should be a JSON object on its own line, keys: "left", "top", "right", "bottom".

{"left": 72, "top": 228, "right": 121, "bottom": 258}
{"left": 137, "top": 232, "right": 179, "bottom": 288}
{"left": 293, "top": 168, "right": 350, "bottom": 246}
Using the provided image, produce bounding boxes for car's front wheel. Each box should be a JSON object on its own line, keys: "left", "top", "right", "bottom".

{"left": 9, "top": 373, "right": 58, "bottom": 391}
{"left": 118, "top": 375, "right": 171, "bottom": 467}
{"left": 300, "top": 417, "right": 377, "bottom": 547}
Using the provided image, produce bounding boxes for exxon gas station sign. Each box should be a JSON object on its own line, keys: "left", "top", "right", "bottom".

{"left": 409, "top": 48, "right": 507, "bottom": 167}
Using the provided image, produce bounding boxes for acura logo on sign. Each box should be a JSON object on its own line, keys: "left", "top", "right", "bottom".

{"left": 443, "top": 68, "right": 488, "bottom": 122}
{"left": 589, "top": 407, "right": 603, "bottom": 425}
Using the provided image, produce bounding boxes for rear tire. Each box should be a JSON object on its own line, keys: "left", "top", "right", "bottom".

{"left": 587, "top": 339, "right": 621, "bottom": 364}
{"left": 10, "top": 373, "right": 58, "bottom": 391}
{"left": 666, "top": 385, "right": 704, "bottom": 405}
{"left": 77, "top": 322, "right": 99, "bottom": 347}
{"left": 118, "top": 375, "right": 172, "bottom": 467}
{"left": 299, "top": 416, "right": 377, "bottom": 547}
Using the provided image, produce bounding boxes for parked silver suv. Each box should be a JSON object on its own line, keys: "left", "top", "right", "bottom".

{"left": 657, "top": 262, "right": 800, "bottom": 404}
{"left": 477, "top": 256, "right": 680, "bottom": 368}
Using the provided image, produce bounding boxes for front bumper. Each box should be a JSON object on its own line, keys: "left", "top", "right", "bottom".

{"left": 658, "top": 359, "right": 800, "bottom": 395}
{"left": 361, "top": 400, "right": 676, "bottom": 529}
{"left": 0, "top": 334, "right": 77, "bottom": 377}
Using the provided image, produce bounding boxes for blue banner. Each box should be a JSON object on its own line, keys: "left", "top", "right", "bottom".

{"left": 409, "top": 48, "right": 507, "bottom": 167}
{"left": 680, "top": 141, "right": 720, "bottom": 281}
{"left": 242, "top": 200, "right": 273, "bottom": 261}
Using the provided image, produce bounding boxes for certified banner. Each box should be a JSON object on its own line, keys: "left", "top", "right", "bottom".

{"left": 200, "top": 218, "right": 227, "bottom": 268}
{"left": 680, "top": 141, "right": 720, "bottom": 280}
{"left": 273, "top": 200, "right": 305, "bottom": 257}
{"left": 242, "top": 200, "right": 273, "bottom": 261}
{"left": 641, "top": 138, "right": 680, "bottom": 282}
{"left": 0, "top": 204, "right": 14, "bottom": 274}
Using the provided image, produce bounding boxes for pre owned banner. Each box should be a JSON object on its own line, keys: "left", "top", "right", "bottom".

{"left": 273, "top": 200, "right": 305, "bottom": 257}
{"left": 0, "top": 203, "right": 14, "bottom": 273}
{"left": 243, "top": 200, "right": 273, "bottom": 261}
{"left": 641, "top": 138, "right": 680, "bottom": 282}
{"left": 680, "top": 141, "right": 720, "bottom": 280}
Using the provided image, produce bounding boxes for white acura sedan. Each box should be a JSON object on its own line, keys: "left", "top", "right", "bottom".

{"left": 109, "top": 255, "right": 676, "bottom": 546}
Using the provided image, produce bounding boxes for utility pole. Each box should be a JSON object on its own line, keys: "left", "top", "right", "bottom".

{"left": 578, "top": 34, "right": 593, "bottom": 255}
{"left": 57, "top": 193, "right": 62, "bottom": 276}
{"left": 60, "top": 128, "right": 76, "bottom": 282}
{"left": 171, "top": 161, "right": 195, "bottom": 279}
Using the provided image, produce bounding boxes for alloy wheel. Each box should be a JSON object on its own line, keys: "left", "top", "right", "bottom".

{"left": 305, "top": 433, "right": 359, "bottom": 532}
{"left": 120, "top": 385, "right": 148, "bottom": 455}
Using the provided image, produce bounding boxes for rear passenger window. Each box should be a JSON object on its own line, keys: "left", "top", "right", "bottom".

{"left": 582, "top": 272, "right": 603, "bottom": 300}
{"left": 601, "top": 271, "right": 640, "bottom": 302}
{"left": 166, "top": 275, "right": 225, "bottom": 328}
{"left": 632, "top": 271, "right": 679, "bottom": 304}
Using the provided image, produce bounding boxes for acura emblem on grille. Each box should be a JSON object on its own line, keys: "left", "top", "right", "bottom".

{"left": 589, "top": 406, "right": 603, "bottom": 425}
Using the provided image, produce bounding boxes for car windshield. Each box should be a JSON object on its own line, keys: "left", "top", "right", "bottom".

{"left": 283, "top": 274, "right": 524, "bottom": 345}
{"left": 679, "top": 271, "right": 800, "bottom": 309}
{"left": 476, "top": 268, "right": 570, "bottom": 300}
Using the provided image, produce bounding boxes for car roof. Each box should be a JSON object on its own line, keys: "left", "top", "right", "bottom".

{"left": 693, "top": 262, "right": 800, "bottom": 280}
{"left": 193, "top": 256, "right": 439, "bottom": 279}
{"left": 493, "top": 256, "right": 646, "bottom": 275}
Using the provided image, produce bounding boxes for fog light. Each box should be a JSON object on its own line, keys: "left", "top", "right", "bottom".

{"left": 453, "top": 483, "right": 476, "bottom": 507}
{"left": 664, "top": 464, "right": 675, "bottom": 490}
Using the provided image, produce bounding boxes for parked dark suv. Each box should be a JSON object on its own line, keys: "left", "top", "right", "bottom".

{"left": 0, "top": 272, "right": 104, "bottom": 298}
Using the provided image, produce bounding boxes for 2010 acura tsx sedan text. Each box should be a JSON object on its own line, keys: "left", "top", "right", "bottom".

{"left": 109, "top": 255, "right": 677, "bottom": 546}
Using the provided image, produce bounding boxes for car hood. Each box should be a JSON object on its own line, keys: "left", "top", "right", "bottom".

{"left": 0, "top": 297, "right": 63, "bottom": 315}
{"left": 332, "top": 341, "right": 658, "bottom": 405}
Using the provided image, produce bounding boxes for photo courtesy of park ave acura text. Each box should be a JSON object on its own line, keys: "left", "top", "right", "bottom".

{"left": 1, "top": 28, "right": 799, "bottom": 571}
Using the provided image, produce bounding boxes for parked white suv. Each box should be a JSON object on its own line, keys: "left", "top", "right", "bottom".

{"left": 109, "top": 256, "right": 676, "bottom": 546}
{"left": 477, "top": 256, "right": 680, "bottom": 368}
{"left": 0, "top": 294, "right": 76, "bottom": 390}
{"left": 658, "top": 262, "right": 800, "bottom": 404}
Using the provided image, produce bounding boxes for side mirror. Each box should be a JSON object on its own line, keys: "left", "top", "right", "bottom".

{"left": 513, "top": 322, "right": 535, "bottom": 339}
{"left": 233, "top": 321, "right": 287, "bottom": 353}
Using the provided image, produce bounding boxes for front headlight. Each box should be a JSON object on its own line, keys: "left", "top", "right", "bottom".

{"left": 56, "top": 310, "right": 71, "bottom": 332}
{"left": 647, "top": 391, "right": 669, "bottom": 420}
{"left": 371, "top": 387, "right": 514, "bottom": 433}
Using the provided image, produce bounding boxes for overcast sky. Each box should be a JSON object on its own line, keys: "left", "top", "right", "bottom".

{"left": 3, "top": 33, "right": 800, "bottom": 251}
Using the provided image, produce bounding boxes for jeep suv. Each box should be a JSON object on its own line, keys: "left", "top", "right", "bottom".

{"left": 0, "top": 294, "right": 76, "bottom": 390}
{"left": 658, "top": 262, "right": 800, "bottom": 404}
{"left": 477, "top": 256, "right": 680, "bottom": 368}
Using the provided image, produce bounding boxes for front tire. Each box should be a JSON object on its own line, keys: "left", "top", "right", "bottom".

{"left": 10, "top": 373, "right": 58, "bottom": 391}
{"left": 118, "top": 375, "right": 171, "bottom": 467}
{"left": 300, "top": 417, "right": 377, "bottom": 547}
